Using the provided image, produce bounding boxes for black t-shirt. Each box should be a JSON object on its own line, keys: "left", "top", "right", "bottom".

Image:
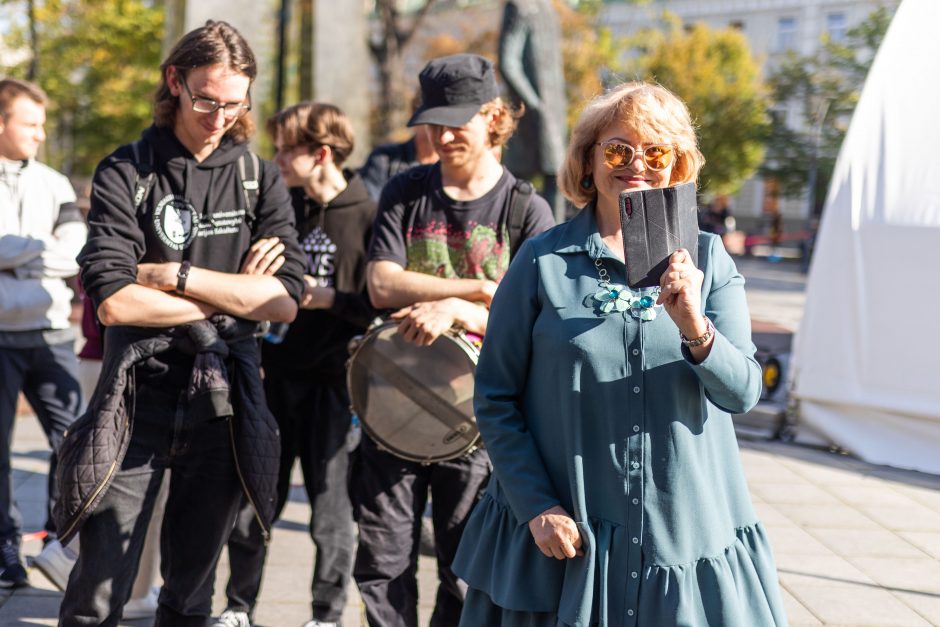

{"left": 369, "top": 163, "right": 554, "bottom": 281}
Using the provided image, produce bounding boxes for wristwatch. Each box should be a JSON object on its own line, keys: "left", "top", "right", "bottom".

{"left": 680, "top": 316, "right": 715, "bottom": 348}
{"left": 176, "top": 260, "right": 192, "bottom": 295}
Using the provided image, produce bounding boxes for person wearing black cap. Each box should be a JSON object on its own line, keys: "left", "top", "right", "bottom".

{"left": 355, "top": 53, "right": 554, "bottom": 627}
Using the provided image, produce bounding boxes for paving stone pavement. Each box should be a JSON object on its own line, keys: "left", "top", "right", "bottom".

{"left": 4, "top": 259, "right": 938, "bottom": 625}
{"left": 4, "top": 413, "right": 940, "bottom": 626}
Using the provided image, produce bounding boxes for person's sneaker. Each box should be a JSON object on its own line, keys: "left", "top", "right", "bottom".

{"left": 30, "top": 538, "right": 77, "bottom": 591}
{"left": 302, "top": 621, "right": 338, "bottom": 627}
{"left": 122, "top": 585, "right": 160, "bottom": 619}
{"left": 0, "top": 537, "right": 28, "bottom": 588}
{"left": 212, "top": 609, "right": 252, "bottom": 627}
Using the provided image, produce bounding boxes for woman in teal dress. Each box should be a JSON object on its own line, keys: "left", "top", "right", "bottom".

{"left": 452, "top": 82, "right": 788, "bottom": 626}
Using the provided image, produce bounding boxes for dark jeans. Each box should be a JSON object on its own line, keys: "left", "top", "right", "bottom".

{"left": 0, "top": 341, "right": 81, "bottom": 542}
{"left": 225, "top": 374, "right": 356, "bottom": 622}
{"left": 58, "top": 380, "right": 243, "bottom": 627}
{"left": 353, "top": 434, "right": 491, "bottom": 627}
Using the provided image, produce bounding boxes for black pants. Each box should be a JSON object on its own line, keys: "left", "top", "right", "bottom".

{"left": 225, "top": 374, "right": 356, "bottom": 623}
{"left": 0, "top": 341, "right": 80, "bottom": 542}
{"left": 353, "top": 434, "right": 490, "bottom": 627}
{"left": 59, "top": 381, "right": 243, "bottom": 627}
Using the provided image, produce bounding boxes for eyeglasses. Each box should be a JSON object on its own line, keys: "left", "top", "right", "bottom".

{"left": 597, "top": 141, "right": 675, "bottom": 171}
{"left": 179, "top": 76, "right": 251, "bottom": 119}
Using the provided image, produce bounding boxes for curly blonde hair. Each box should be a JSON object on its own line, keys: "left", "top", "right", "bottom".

{"left": 559, "top": 82, "right": 705, "bottom": 208}
{"left": 480, "top": 97, "right": 524, "bottom": 148}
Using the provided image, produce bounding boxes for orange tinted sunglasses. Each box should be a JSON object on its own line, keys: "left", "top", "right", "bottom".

{"left": 597, "top": 141, "right": 675, "bottom": 171}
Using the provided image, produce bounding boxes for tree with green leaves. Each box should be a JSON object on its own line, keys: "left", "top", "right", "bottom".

{"left": 762, "top": 7, "right": 894, "bottom": 214}
{"left": 2, "top": 0, "right": 163, "bottom": 177}
{"left": 629, "top": 16, "right": 769, "bottom": 198}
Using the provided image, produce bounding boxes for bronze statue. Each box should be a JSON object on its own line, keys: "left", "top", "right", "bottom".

{"left": 499, "top": 0, "right": 568, "bottom": 221}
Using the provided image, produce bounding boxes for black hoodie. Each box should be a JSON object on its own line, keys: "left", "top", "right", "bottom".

{"left": 262, "top": 170, "right": 377, "bottom": 381}
{"left": 79, "top": 125, "right": 306, "bottom": 381}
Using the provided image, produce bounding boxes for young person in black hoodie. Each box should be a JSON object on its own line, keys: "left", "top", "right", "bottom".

{"left": 217, "top": 103, "right": 376, "bottom": 627}
{"left": 58, "top": 21, "right": 305, "bottom": 626}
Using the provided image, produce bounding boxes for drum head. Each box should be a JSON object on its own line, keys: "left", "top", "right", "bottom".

{"left": 348, "top": 323, "right": 479, "bottom": 463}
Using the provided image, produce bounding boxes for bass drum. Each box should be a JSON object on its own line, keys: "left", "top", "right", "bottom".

{"left": 347, "top": 321, "right": 481, "bottom": 463}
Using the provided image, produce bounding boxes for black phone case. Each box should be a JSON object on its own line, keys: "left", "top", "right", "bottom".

{"left": 619, "top": 182, "right": 699, "bottom": 288}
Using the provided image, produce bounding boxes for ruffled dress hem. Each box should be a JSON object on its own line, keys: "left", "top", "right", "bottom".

{"left": 454, "top": 492, "right": 788, "bottom": 627}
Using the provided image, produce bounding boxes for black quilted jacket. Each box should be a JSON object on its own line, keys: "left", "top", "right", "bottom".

{"left": 53, "top": 315, "right": 280, "bottom": 545}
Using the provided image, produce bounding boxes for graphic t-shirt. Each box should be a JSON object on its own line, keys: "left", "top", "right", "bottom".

{"left": 302, "top": 224, "right": 338, "bottom": 287}
{"left": 262, "top": 175, "right": 377, "bottom": 377}
{"left": 369, "top": 164, "right": 554, "bottom": 281}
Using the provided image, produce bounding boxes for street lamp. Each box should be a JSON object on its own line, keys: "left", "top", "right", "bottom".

{"left": 805, "top": 97, "right": 830, "bottom": 218}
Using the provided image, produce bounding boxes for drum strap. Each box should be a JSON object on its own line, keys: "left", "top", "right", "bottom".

{"left": 359, "top": 349, "right": 476, "bottom": 443}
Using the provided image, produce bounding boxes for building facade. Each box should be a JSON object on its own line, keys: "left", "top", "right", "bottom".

{"left": 601, "top": 0, "right": 900, "bottom": 224}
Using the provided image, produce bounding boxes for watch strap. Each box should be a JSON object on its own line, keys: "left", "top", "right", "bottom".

{"left": 176, "top": 260, "right": 192, "bottom": 295}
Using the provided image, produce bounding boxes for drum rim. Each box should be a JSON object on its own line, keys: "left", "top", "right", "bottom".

{"left": 346, "top": 320, "right": 481, "bottom": 463}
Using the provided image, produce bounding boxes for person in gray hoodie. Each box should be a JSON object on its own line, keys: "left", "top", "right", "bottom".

{"left": 0, "top": 77, "right": 85, "bottom": 588}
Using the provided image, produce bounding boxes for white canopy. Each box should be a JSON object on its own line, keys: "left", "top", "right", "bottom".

{"left": 791, "top": 0, "right": 940, "bottom": 474}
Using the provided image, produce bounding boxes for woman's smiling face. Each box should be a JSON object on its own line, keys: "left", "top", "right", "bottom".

{"left": 590, "top": 120, "right": 675, "bottom": 211}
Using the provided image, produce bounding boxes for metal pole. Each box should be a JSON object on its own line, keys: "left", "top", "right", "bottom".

{"left": 26, "top": 0, "right": 37, "bottom": 81}
{"left": 275, "top": 0, "right": 291, "bottom": 112}
{"left": 806, "top": 99, "right": 830, "bottom": 217}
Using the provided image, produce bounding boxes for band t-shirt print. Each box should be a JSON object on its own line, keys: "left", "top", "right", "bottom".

{"left": 302, "top": 226, "right": 337, "bottom": 287}
{"left": 369, "top": 164, "right": 554, "bottom": 283}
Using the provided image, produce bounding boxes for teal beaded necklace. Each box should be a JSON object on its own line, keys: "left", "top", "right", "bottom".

{"left": 591, "top": 257, "right": 662, "bottom": 321}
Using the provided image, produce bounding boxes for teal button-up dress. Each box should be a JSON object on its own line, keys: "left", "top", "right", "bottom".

{"left": 453, "top": 207, "right": 787, "bottom": 626}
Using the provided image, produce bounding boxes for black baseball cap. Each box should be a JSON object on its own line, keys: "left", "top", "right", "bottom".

{"left": 408, "top": 54, "right": 499, "bottom": 128}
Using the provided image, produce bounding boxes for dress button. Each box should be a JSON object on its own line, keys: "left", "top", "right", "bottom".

{"left": 633, "top": 425, "right": 640, "bottom": 432}
{"left": 633, "top": 386, "right": 640, "bottom": 393}
{"left": 631, "top": 461, "right": 640, "bottom": 470}
{"left": 632, "top": 498, "right": 639, "bottom": 505}
{"left": 632, "top": 349, "right": 639, "bottom": 356}
{"left": 632, "top": 571, "right": 638, "bottom": 578}
{"left": 628, "top": 609, "right": 635, "bottom": 616}
{"left": 633, "top": 537, "right": 639, "bottom": 544}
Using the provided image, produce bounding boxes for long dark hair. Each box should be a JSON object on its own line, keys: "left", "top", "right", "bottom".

{"left": 153, "top": 20, "right": 257, "bottom": 143}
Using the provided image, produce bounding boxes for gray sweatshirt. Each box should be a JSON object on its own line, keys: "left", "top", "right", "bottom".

{"left": 0, "top": 158, "right": 86, "bottom": 336}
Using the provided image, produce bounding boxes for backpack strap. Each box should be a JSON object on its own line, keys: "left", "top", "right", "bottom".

{"left": 507, "top": 178, "right": 534, "bottom": 259}
{"left": 238, "top": 151, "right": 260, "bottom": 227}
{"left": 130, "top": 139, "right": 156, "bottom": 212}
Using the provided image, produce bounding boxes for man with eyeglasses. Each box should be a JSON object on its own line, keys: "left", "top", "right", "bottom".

{"left": 356, "top": 54, "right": 554, "bottom": 627}
{"left": 56, "top": 21, "right": 306, "bottom": 626}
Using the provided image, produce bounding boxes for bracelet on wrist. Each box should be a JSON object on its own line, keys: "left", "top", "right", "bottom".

{"left": 680, "top": 316, "right": 715, "bottom": 348}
